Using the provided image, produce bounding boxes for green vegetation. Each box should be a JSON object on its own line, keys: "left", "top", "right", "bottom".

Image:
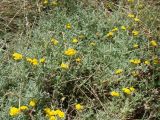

{"left": 0, "top": 0, "right": 159, "bottom": 120}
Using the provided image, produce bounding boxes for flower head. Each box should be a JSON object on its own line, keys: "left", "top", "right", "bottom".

{"left": 49, "top": 116, "right": 57, "bottom": 120}
{"left": 106, "top": 31, "right": 114, "bottom": 37}
{"left": 111, "top": 27, "right": 118, "bottom": 32}
{"left": 115, "top": 69, "right": 123, "bottom": 74}
{"left": 43, "top": 0, "right": 48, "bottom": 4}
{"left": 122, "top": 88, "right": 131, "bottom": 95}
{"left": 75, "top": 104, "right": 84, "bottom": 111}
{"left": 66, "top": 23, "right": 72, "bottom": 29}
{"left": 133, "top": 44, "right": 139, "bottom": 48}
{"left": 75, "top": 58, "right": 81, "bottom": 62}
{"left": 9, "top": 107, "right": 20, "bottom": 116}
{"left": 12, "top": 53, "right": 23, "bottom": 60}
{"left": 153, "top": 56, "right": 159, "bottom": 64}
{"left": 61, "top": 63, "right": 69, "bottom": 69}
{"left": 64, "top": 48, "right": 77, "bottom": 56}
{"left": 128, "top": 14, "right": 135, "bottom": 18}
{"left": 129, "top": 87, "right": 135, "bottom": 92}
{"left": 72, "top": 38, "right": 78, "bottom": 43}
{"left": 90, "top": 42, "right": 96, "bottom": 46}
{"left": 144, "top": 60, "right": 150, "bottom": 65}
{"left": 20, "top": 106, "right": 28, "bottom": 111}
{"left": 132, "top": 30, "right": 139, "bottom": 36}
{"left": 51, "top": 38, "right": 59, "bottom": 45}
{"left": 128, "top": 0, "right": 134, "bottom": 2}
{"left": 40, "top": 58, "right": 46, "bottom": 63}
{"left": 130, "top": 59, "right": 141, "bottom": 64}
{"left": 121, "top": 26, "right": 126, "bottom": 30}
{"left": 55, "top": 109, "right": 65, "bottom": 118}
{"left": 150, "top": 40, "right": 158, "bottom": 47}
{"left": 51, "top": 1, "right": 58, "bottom": 6}
{"left": 32, "top": 58, "right": 38, "bottom": 65}
{"left": 131, "top": 71, "right": 139, "bottom": 77}
{"left": 29, "top": 100, "right": 37, "bottom": 107}
{"left": 134, "top": 17, "right": 140, "bottom": 22}
{"left": 110, "top": 91, "right": 120, "bottom": 97}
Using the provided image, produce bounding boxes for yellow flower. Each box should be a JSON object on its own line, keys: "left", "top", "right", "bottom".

{"left": 129, "top": 87, "right": 135, "bottom": 92}
{"left": 111, "top": 27, "right": 118, "bottom": 32}
{"left": 90, "top": 42, "right": 96, "bottom": 46}
{"left": 55, "top": 109, "right": 65, "bottom": 118}
{"left": 115, "top": 69, "right": 123, "bottom": 74}
{"left": 150, "top": 40, "right": 158, "bottom": 47}
{"left": 128, "top": 14, "right": 135, "bottom": 18}
{"left": 106, "top": 31, "right": 114, "bottom": 37}
{"left": 75, "top": 58, "right": 81, "bottom": 62}
{"left": 12, "top": 53, "right": 23, "bottom": 60}
{"left": 32, "top": 58, "right": 38, "bottom": 65}
{"left": 26, "top": 58, "right": 32, "bottom": 63}
{"left": 134, "top": 17, "right": 140, "bottom": 22}
{"left": 79, "top": 34, "right": 85, "bottom": 39}
{"left": 72, "top": 38, "right": 78, "bottom": 43}
{"left": 130, "top": 59, "right": 141, "bottom": 64}
{"left": 48, "top": 110, "right": 57, "bottom": 116}
{"left": 128, "top": 0, "right": 134, "bottom": 2}
{"left": 153, "top": 56, "right": 159, "bottom": 64}
{"left": 110, "top": 91, "right": 120, "bottom": 97}
{"left": 122, "top": 88, "right": 131, "bottom": 95}
{"left": 51, "top": 38, "right": 59, "bottom": 45}
{"left": 61, "top": 63, "right": 69, "bottom": 69}
{"left": 66, "top": 23, "right": 72, "bottom": 29}
{"left": 144, "top": 60, "right": 150, "bottom": 65}
{"left": 29, "top": 100, "right": 37, "bottom": 107}
{"left": 121, "top": 26, "right": 126, "bottom": 30}
{"left": 20, "top": 106, "right": 28, "bottom": 111}
{"left": 132, "top": 30, "right": 139, "bottom": 36}
{"left": 131, "top": 71, "right": 139, "bottom": 77}
{"left": 40, "top": 58, "right": 46, "bottom": 63}
{"left": 51, "top": 1, "right": 58, "bottom": 6}
{"left": 133, "top": 44, "right": 139, "bottom": 48}
{"left": 75, "top": 104, "right": 84, "bottom": 110}
{"left": 64, "top": 48, "right": 77, "bottom": 56}
{"left": 9, "top": 107, "right": 21, "bottom": 116}
{"left": 44, "top": 107, "right": 51, "bottom": 114}
{"left": 49, "top": 116, "right": 57, "bottom": 120}
{"left": 43, "top": 0, "right": 48, "bottom": 4}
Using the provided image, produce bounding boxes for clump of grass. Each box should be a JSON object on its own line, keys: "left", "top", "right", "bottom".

{"left": 0, "top": 0, "right": 159, "bottom": 120}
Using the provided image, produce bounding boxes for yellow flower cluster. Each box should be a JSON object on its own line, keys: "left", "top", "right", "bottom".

{"left": 130, "top": 59, "right": 141, "bottom": 64}
{"left": 12, "top": 52, "right": 45, "bottom": 66}
{"left": 111, "top": 86, "right": 135, "bottom": 97}
{"left": 26, "top": 58, "right": 45, "bottom": 65}
{"left": 128, "top": 13, "right": 140, "bottom": 22}
{"left": 122, "top": 87, "right": 135, "bottom": 95}
{"left": 9, "top": 105, "right": 28, "bottom": 116}
{"left": 44, "top": 108, "right": 65, "bottom": 120}
{"left": 9, "top": 99, "right": 37, "bottom": 117}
